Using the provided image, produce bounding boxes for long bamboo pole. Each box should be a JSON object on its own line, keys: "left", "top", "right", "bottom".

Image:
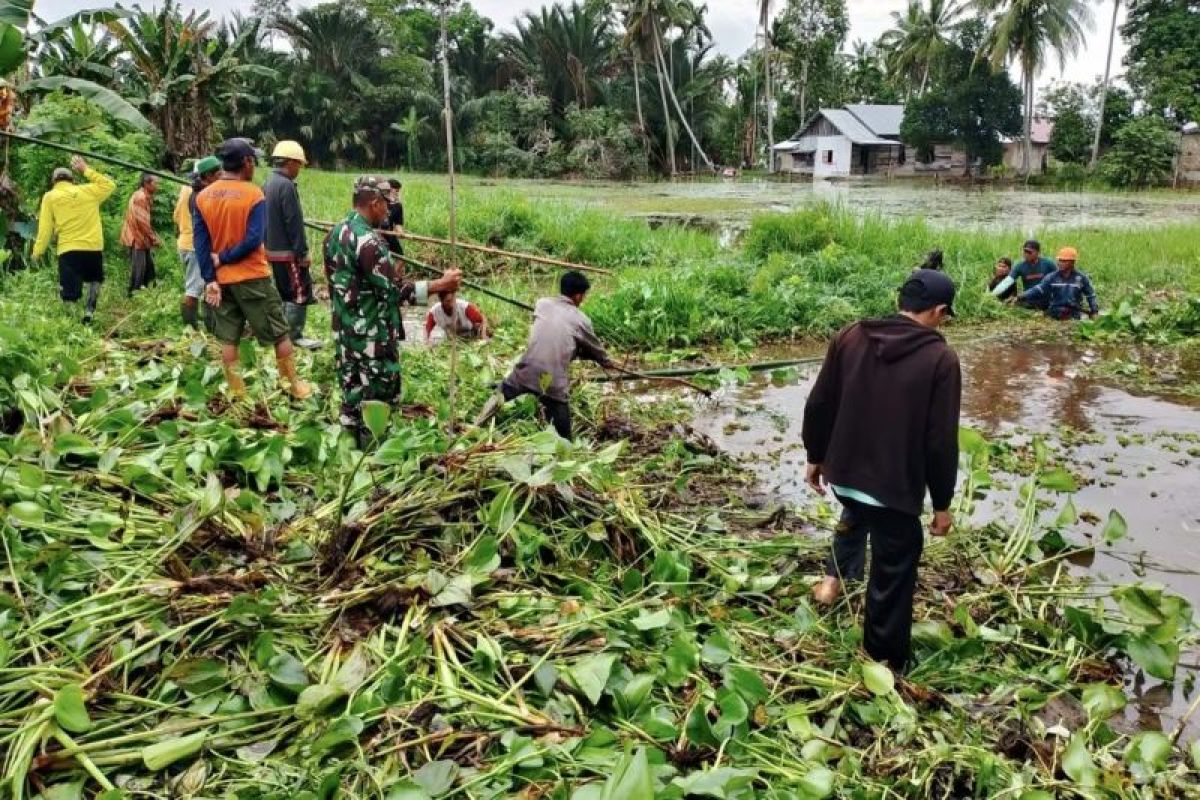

{"left": 603, "top": 363, "right": 712, "bottom": 397}
{"left": 438, "top": 0, "right": 460, "bottom": 433}
{"left": 372, "top": 229, "right": 613, "bottom": 276}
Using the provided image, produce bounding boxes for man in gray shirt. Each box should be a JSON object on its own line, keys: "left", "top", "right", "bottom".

{"left": 263, "top": 140, "right": 320, "bottom": 349}
{"left": 476, "top": 271, "right": 614, "bottom": 439}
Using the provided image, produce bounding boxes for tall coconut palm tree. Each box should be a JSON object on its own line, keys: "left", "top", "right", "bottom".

{"left": 878, "top": 0, "right": 964, "bottom": 96}
{"left": 758, "top": 0, "right": 775, "bottom": 170}
{"left": 976, "top": 0, "right": 1093, "bottom": 176}
{"left": 1089, "top": 0, "right": 1119, "bottom": 168}
{"left": 621, "top": 0, "right": 714, "bottom": 173}
{"left": 622, "top": 0, "right": 677, "bottom": 173}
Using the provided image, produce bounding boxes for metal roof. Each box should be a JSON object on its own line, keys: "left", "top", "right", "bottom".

{"left": 846, "top": 104, "right": 905, "bottom": 137}
{"left": 816, "top": 108, "right": 896, "bottom": 146}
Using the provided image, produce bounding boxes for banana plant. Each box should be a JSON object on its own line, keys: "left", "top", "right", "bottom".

{"left": 1, "top": 2, "right": 150, "bottom": 131}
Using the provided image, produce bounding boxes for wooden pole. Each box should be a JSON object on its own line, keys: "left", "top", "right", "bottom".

{"left": 395, "top": 231, "right": 613, "bottom": 276}
{"left": 439, "top": 0, "right": 460, "bottom": 434}
{"left": 306, "top": 221, "right": 613, "bottom": 276}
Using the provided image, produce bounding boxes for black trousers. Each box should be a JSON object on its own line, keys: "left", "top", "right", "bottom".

{"left": 827, "top": 497, "right": 924, "bottom": 672}
{"left": 128, "top": 249, "right": 156, "bottom": 295}
{"left": 501, "top": 381, "right": 572, "bottom": 439}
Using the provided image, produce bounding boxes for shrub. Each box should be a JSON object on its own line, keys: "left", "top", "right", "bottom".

{"left": 743, "top": 207, "right": 837, "bottom": 261}
{"left": 1098, "top": 116, "right": 1178, "bottom": 188}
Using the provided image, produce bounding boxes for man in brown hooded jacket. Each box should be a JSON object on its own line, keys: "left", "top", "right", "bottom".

{"left": 802, "top": 269, "right": 961, "bottom": 672}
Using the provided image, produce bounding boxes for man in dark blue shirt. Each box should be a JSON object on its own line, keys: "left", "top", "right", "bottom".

{"left": 1012, "top": 239, "right": 1055, "bottom": 289}
{"left": 1011, "top": 239, "right": 1055, "bottom": 309}
{"left": 1019, "top": 247, "right": 1099, "bottom": 320}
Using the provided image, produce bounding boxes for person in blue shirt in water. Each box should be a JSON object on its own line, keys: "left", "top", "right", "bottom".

{"left": 1018, "top": 246, "right": 1099, "bottom": 320}
{"left": 1011, "top": 239, "right": 1055, "bottom": 309}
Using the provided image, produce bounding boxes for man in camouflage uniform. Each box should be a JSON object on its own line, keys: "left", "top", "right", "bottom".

{"left": 323, "top": 176, "right": 461, "bottom": 442}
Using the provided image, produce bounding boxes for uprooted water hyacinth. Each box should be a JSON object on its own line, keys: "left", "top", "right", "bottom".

{"left": 0, "top": 306, "right": 1196, "bottom": 800}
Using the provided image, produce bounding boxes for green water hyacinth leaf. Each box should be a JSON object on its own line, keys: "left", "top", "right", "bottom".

{"left": 267, "top": 652, "right": 309, "bottom": 693}
{"left": 1062, "top": 733, "right": 1097, "bottom": 787}
{"left": 361, "top": 400, "right": 391, "bottom": 440}
{"left": 617, "top": 673, "right": 655, "bottom": 715}
{"left": 1101, "top": 509, "right": 1128, "bottom": 544}
{"left": 1124, "top": 731, "right": 1172, "bottom": 773}
{"left": 53, "top": 683, "right": 91, "bottom": 733}
{"left": 312, "top": 715, "right": 363, "bottom": 754}
{"left": 385, "top": 781, "right": 431, "bottom": 800}
{"left": 413, "top": 760, "right": 458, "bottom": 796}
{"left": 1038, "top": 467, "right": 1078, "bottom": 493}
{"left": 1055, "top": 498, "right": 1078, "bottom": 527}
{"left": 167, "top": 658, "right": 227, "bottom": 693}
{"left": 142, "top": 732, "right": 206, "bottom": 771}
{"left": 701, "top": 631, "right": 733, "bottom": 665}
{"left": 958, "top": 426, "right": 987, "bottom": 455}
{"left": 1081, "top": 683, "right": 1126, "bottom": 719}
{"left": 671, "top": 766, "right": 757, "bottom": 797}
{"left": 632, "top": 608, "right": 670, "bottom": 630}
{"left": 7, "top": 500, "right": 43, "bottom": 526}
{"left": 798, "top": 765, "right": 835, "bottom": 798}
{"left": 862, "top": 661, "right": 895, "bottom": 696}
{"left": 567, "top": 652, "right": 618, "bottom": 705}
{"left": 1126, "top": 634, "right": 1178, "bottom": 680}
{"left": 334, "top": 645, "right": 370, "bottom": 693}
{"left": 296, "top": 683, "right": 348, "bottom": 719}
{"left": 686, "top": 703, "right": 720, "bottom": 747}
{"left": 724, "top": 665, "right": 769, "bottom": 704}
{"left": 600, "top": 748, "right": 653, "bottom": 800}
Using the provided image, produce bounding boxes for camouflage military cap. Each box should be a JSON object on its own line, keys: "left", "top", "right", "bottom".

{"left": 354, "top": 175, "right": 391, "bottom": 198}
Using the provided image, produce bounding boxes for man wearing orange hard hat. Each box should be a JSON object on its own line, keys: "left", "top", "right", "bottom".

{"left": 1017, "top": 245, "right": 1098, "bottom": 320}
{"left": 264, "top": 139, "right": 321, "bottom": 348}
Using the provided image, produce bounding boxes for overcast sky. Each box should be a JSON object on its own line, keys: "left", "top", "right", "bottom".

{"left": 37, "top": 0, "right": 1126, "bottom": 87}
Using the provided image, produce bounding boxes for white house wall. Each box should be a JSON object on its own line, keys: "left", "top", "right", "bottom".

{"left": 813, "top": 136, "right": 852, "bottom": 177}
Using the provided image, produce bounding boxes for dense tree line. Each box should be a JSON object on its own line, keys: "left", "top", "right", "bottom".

{"left": 1, "top": 0, "right": 1196, "bottom": 183}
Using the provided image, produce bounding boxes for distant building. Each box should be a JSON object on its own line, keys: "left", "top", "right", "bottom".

{"left": 772, "top": 104, "right": 905, "bottom": 177}
{"left": 1176, "top": 122, "right": 1200, "bottom": 186}
{"left": 1002, "top": 119, "right": 1054, "bottom": 174}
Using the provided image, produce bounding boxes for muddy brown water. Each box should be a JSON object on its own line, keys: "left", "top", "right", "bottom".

{"left": 686, "top": 338, "right": 1200, "bottom": 740}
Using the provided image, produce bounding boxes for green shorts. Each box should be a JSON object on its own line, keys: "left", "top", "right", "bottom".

{"left": 212, "top": 277, "right": 290, "bottom": 345}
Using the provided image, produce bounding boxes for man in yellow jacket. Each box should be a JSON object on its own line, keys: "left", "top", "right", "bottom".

{"left": 32, "top": 156, "right": 116, "bottom": 324}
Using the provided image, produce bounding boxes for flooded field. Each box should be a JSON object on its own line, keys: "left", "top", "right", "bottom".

{"left": 472, "top": 176, "right": 1200, "bottom": 232}
{"left": 686, "top": 337, "right": 1200, "bottom": 738}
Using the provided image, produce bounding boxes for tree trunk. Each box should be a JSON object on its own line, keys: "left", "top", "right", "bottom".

{"left": 632, "top": 53, "right": 645, "bottom": 133}
{"left": 799, "top": 58, "right": 809, "bottom": 123}
{"left": 1090, "top": 0, "right": 1120, "bottom": 169}
{"left": 920, "top": 64, "right": 929, "bottom": 95}
{"left": 765, "top": 30, "right": 774, "bottom": 172}
{"left": 653, "top": 40, "right": 676, "bottom": 175}
{"left": 1021, "top": 67, "right": 1033, "bottom": 177}
{"left": 653, "top": 22, "right": 714, "bottom": 171}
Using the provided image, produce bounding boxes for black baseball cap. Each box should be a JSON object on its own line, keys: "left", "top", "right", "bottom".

{"left": 900, "top": 269, "right": 956, "bottom": 316}
{"left": 1023, "top": 239, "right": 1041, "bottom": 253}
{"left": 216, "top": 138, "right": 263, "bottom": 164}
